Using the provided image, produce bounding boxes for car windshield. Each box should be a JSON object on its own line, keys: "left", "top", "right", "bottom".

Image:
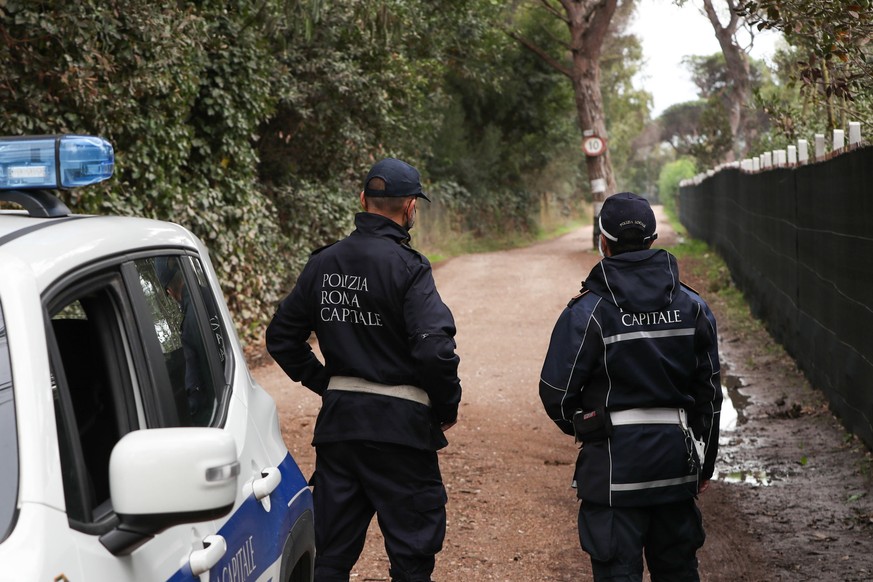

{"left": 0, "top": 301, "right": 18, "bottom": 542}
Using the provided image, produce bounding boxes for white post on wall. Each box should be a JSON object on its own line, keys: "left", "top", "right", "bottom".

{"left": 814, "top": 134, "right": 826, "bottom": 159}
{"left": 774, "top": 150, "right": 787, "bottom": 166}
{"left": 762, "top": 152, "right": 773, "bottom": 168}
{"left": 848, "top": 121, "right": 862, "bottom": 146}
{"left": 741, "top": 159, "right": 754, "bottom": 171}
{"left": 753, "top": 158, "right": 760, "bottom": 171}
{"left": 798, "top": 139, "right": 809, "bottom": 163}
{"left": 833, "top": 129, "right": 845, "bottom": 151}
{"left": 787, "top": 145, "right": 797, "bottom": 165}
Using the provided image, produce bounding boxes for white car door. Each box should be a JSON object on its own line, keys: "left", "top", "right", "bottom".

{"left": 44, "top": 253, "right": 236, "bottom": 580}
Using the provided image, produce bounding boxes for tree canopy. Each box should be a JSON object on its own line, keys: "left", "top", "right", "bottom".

{"left": 10, "top": 0, "right": 863, "bottom": 345}
{"left": 0, "top": 0, "right": 606, "bottom": 346}
{"left": 738, "top": 0, "right": 873, "bottom": 128}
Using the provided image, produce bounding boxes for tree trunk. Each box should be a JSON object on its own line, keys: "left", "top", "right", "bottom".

{"left": 562, "top": 0, "right": 618, "bottom": 246}
{"left": 573, "top": 57, "right": 617, "bottom": 209}
{"left": 510, "top": 1, "right": 620, "bottom": 246}
{"left": 701, "top": 0, "right": 751, "bottom": 161}
{"left": 821, "top": 62, "right": 836, "bottom": 130}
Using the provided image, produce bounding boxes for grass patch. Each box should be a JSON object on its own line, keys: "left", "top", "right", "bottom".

{"left": 420, "top": 212, "right": 590, "bottom": 264}
{"left": 535, "top": 218, "right": 587, "bottom": 242}
{"left": 421, "top": 228, "right": 542, "bottom": 263}
{"left": 666, "top": 235, "right": 765, "bottom": 340}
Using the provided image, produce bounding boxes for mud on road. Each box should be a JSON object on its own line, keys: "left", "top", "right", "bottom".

{"left": 255, "top": 210, "right": 873, "bottom": 581}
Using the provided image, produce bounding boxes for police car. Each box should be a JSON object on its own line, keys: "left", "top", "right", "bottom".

{"left": 0, "top": 135, "right": 314, "bottom": 580}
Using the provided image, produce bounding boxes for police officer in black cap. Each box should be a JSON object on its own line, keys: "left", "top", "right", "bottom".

{"left": 266, "top": 158, "right": 462, "bottom": 582}
{"left": 539, "top": 192, "right": 722, "bottom": 581}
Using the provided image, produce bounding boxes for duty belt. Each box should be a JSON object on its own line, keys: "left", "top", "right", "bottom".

{"left": 327, "top": 376, "right": 431, "bottom": 407}
{"left": 611, "top": 407, "right": 706, "bottom": 464}
{"left": 610, "top": 407, "right": 688, "bottom": 427}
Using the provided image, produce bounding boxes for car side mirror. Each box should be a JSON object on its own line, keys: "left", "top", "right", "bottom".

{"left": 100, "top": 427, "right": 240, "bottom": 556}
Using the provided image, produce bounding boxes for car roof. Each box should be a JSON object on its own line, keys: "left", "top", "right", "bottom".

{"left": 0, "top": 212, "right": 202, "bottom": 290}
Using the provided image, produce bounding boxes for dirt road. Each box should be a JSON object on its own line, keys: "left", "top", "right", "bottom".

{"left": 256, "top": 211, "right": 873, "bottom": 581}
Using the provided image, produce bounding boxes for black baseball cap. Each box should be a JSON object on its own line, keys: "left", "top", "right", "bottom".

{"left": 364, "top": 158, "right": 431, "bottom": 202}
{"left": 599, "top": 192, "right": 658, "bottom": 243}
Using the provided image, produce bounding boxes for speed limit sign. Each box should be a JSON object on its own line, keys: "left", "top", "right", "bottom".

{"left": 582, "top": 135, "right": 607, "bottom": 157}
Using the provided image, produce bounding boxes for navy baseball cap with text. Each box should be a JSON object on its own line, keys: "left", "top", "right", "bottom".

{"left": 599, "top": 192, "right": 658, "bottom": 243}
{"left": 364, "top": 158, "right": 431, "bottom": 202}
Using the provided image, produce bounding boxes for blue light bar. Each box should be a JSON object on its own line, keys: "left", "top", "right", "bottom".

{"left": 0, "top": 135, "right": 114, "bottom": 190}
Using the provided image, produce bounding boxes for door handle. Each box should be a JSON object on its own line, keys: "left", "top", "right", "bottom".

{"left": 253, "top": 467, "right": 281, "bottom": 500}
{"left": 190, "top": 534, "right": 226, "bottom": 576}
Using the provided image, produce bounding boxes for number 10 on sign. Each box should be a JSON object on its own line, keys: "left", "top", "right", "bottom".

{"left": 582, "top": 135, "right": 606, "bottom": 157}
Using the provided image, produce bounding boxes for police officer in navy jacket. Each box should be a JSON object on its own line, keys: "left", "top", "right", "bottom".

{"left": 539, "top": 192, "right": 721, "bottom": 581}
{"left": 266, "top": 158, "right": 462, "bottom": 582}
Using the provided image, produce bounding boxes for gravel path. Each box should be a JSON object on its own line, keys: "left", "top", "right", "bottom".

{"left": 255, "top": 209, "right": 873, "bottom": 581}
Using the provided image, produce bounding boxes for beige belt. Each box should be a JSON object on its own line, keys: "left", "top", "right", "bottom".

{"left": 610, "top": 408, "right": 687, "bottom": 427}
{"left": 327, "top": 376, "right": 431, "bottom": 407}
{"left": 611, "top": 408, "right": 705, "bottom": 461}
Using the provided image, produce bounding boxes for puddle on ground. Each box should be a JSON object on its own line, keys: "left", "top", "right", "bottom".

{"left": 715, "top": 376, "right": 773, "bottom": 486}
{"left": 722, "top": 373, "right": 750, "bottom": 428}
{"left": 720, "top": 383, "right": 738, "bottom": 432}
{"left": 718, "top": 468, "right": 771, "bottom": 486}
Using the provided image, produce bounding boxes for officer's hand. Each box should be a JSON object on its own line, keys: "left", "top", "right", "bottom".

{"left": 440, "top": 421, "right": 456, "bottom": 432}
{"left": 698, "top": 479, "right": 711, "bottom": 494}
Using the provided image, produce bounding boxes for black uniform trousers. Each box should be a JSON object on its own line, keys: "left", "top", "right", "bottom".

{"left": 578, "top": 498, "right": 706, "bottom": 582}
{"left": 311, "top": 441, "right": 447, "bottom": 582}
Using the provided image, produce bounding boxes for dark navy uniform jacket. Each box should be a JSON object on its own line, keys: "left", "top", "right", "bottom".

{"left": 539, "top": 248, "right": 721, "bottom": 507}
{"left": 266, "top": 212, "right": 462, "bottom": 451}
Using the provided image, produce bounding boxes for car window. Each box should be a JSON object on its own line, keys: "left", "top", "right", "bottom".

{"left": 189, "top": 255, "right": 229, "bottom": 376}
{"left": 133, "top": 255, "right": 229, "bottom": 427}
{"left": 49, "top": 279, "right": 138, "bottom": 528}
{"left": 0, "top": 301, "right": 18, "bottom": 543}
{"left": 47, "top": 253, "right": 232, "bottom": 530}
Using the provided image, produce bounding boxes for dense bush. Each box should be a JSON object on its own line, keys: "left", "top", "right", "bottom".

{"left": 0, "top": 0, "right": 288, "bottom": 344}
{"left": 657, "top": 158, "right": 697, "bottom": 222}
{"left": 424, "top": 8, "right": 586, "bottom": 248}
{"left": 0, "top": 0, "right": 589, "bottom": 348}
